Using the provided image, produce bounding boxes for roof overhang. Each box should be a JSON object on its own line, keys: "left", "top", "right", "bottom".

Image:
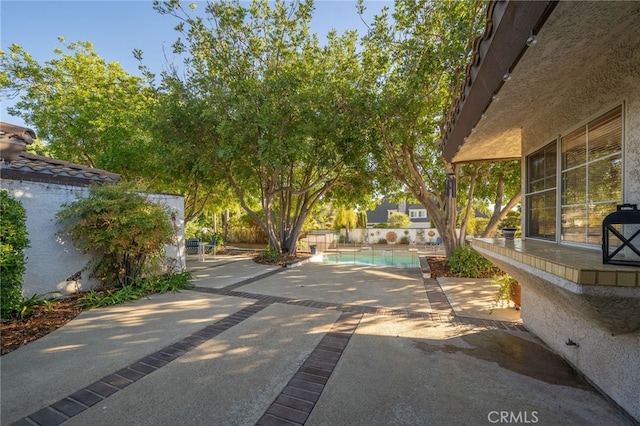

{"left": 441, "top": 0, "right": 558, "bottom": 164}
{"left": 441, "top": 0, "right": 640, "bottom": 164}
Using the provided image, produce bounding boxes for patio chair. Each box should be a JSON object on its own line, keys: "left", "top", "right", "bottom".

{"left": 433, "top": 237, "right": 442, "bottom": 253}
{"left": 185, "top": 238, "right": 201, "bottom": 255}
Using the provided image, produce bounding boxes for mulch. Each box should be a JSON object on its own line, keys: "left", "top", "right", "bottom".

{"left": 1, "top": 295, "right": 84, "bottom": 356}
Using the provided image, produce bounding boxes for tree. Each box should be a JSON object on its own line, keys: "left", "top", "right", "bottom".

{"left": 154, "top": 0, "right": 374, "bottom": 255}
{"left": 1, "top": 40, "right": 229, "bottom": 224}
{"left": 146, "top": 74, "right": 235, "bottom": 222}
{"left": 333, "top": 208, "right": 358, "bottom": 242}
{"left": 359, "top": 0, "right": 486, "bottom": 256}
{"left": 0, "top": 191, "right": 30, "bottom": 318}
{"left": 457, "top": 160, "right": 522, "bottom": 241}
{"left": 388, "top": 212, "right": 411, "bottom": 228}
{"left": 56, "top": 182, "right": 177, "bottom": 287}
{"left": 0, "top": 39, "right": 155, "bottom": 175}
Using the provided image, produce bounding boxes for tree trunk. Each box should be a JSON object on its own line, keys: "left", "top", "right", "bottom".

{"left": 458, "top": 166, "right": 479, "bottom": 246}
{"left": 224, "top": 209, "right": 230, "bottom": 244}
{"left": 481, "top": 191, "right": 522, "bottom": 237}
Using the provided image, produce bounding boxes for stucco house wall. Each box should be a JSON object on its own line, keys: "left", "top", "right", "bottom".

{"left": 1, "top": 179, "right": 185, "bottom": 298}
{"left": 439, "top": 1, "right": 640, "bottom": 420}
{"left": 513, "top": 29, "right": 640, "bottom": 420}
{"left": 519, "top": 25, "right": 640, "bottom": 208}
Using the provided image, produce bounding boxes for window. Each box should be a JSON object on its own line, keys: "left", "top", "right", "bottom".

{"left": 526, "top": 142, "right": 557, "bottom": 240}
{"left": 409, "top": 209, "right": 427, "bottom": 219}
{"left": 525, "top": 106, "right": 623, "bottom": 246}
{"left": 561, "top": 106, "right": 622, "bottom": 244}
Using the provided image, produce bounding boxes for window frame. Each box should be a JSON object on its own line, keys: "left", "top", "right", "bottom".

{"left": 560, "top": 105, "right": 623, "bottom": 245}
{"left": 409, "top": 209, "right": 427, "bottom": 219}
{"left": 525, "top": 140, "right": 558, "bottom": 241}
{"left": 525, "top": 104, "right": 624, "bottom": 247}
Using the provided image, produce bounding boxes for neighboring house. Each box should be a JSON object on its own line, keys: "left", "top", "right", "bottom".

{"left": 366, "top": 197, "right": 430, "bottom": 227}
{"left": 0, "top": 122, "right": 186, "bottom": 297}
{"left": 441, "top": 1, "right": 639, "bottom": 420}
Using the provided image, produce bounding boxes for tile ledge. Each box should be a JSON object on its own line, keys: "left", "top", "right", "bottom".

{"left": 472, "top": 238, "right": 639, "bottom": 287}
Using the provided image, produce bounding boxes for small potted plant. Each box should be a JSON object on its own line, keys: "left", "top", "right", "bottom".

{"left": 501, "top": 227, "right": 518, "bottom": 240}
{"left": 493, "top": 274, "right": 521, "bottom": 309}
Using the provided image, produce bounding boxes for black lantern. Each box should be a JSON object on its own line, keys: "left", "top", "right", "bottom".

{"left": 602, "top": 204, "right": 640, "bottom": 266}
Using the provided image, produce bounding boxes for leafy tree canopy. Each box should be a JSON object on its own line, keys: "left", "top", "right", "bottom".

{"left": 0, "top": 39, "right": 155, "bottom": 174}
{"left": 357, "top": 0, "right": 497, "bottom": 255}
{"left": 388, "top": 212, "right": 411, "bottom": 228}
{"left": 154, "top": 0, "right": 376, "bottom": 254}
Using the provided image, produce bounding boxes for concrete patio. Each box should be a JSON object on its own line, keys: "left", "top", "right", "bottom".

{"left": 1, "top": 255, "right": 634, "bottom": 425}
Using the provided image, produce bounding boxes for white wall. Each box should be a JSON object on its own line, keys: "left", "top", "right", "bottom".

{"left": 522, "top": 284, "right": 640, "bottom": 421}
{"left": 1, "top": 180, "right": 185, "bottom": 298}
{"left": 344, "top": 227, "right": 440, "bottom": 245}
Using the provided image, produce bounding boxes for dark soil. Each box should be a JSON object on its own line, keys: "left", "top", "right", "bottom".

{"left": 1, "top": 294, "right": 84, "bottom": 356}
{"left": 426, "top": 256, "right": 455, "bottom": 277}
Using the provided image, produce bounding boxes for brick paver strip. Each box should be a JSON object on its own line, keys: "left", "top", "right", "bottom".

{"left": 193, "top": 284, "right": 524, "bottom": 331}
{"left": 257, "top": 311, "right": 363, "bottom": 426}
{"left": 12, "top": 301, "right": 271, "bottom": 426}
{"left": 13, "top": 264, "right": 526, "bottom": 426}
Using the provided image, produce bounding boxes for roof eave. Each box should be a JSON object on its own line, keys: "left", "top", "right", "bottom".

{"left": 441, "top": 0, "right": 558, "bottom": 164}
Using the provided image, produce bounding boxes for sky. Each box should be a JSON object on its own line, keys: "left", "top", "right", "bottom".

{"left": 1, "top": 0, "right": 393, "bottom": 128}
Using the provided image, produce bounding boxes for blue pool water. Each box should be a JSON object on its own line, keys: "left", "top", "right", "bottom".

{"left": 322, "top": 249, "right": 420, "bottom": 268}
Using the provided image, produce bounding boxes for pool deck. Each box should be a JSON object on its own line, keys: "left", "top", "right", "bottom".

{"left": 1, "top": 255, "right": 633, "bottom": 425}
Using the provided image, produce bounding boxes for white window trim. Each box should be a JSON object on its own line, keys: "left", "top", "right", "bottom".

{"left": 409, "top": 209, "right": 427, "bottom": 219}
{"left": 525, "top": 103, "right": 624, "bottom": 247}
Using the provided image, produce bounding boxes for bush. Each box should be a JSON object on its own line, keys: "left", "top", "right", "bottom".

{"left": 493, "top": 273, "right": 520, "bottom": 306}
{"left": 1, "top": 191, "right": 30, "bottom": 319}
{"left": 256, "top": 247, "right": 281, "bottom": 263}
{"left": 399, "top": 236, "right": 411, "bottom": 244}
{"left": 388, "top": 212, "right": 411, "bottom": 228}
{"left": 447, "top": 244, "right": 498, "bottom": 278}
{"left": 473, "top": 218, "right": 490, "bottom": 236}
{"left": 377, "top": 238, "right": 388, "bottom": 244}
{"left": 56, "top": 182, "right": 176, "bottom": 288}
{"left": 78, "top": 271, "right": 192, "bottom": 309}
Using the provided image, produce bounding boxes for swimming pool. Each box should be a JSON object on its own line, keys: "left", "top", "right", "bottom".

{"left": 322, "top": 249, "right": 420, "bottom": 268}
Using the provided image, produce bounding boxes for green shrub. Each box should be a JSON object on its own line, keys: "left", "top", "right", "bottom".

{"left": 473, "top": 217, "right": 490, "bottom": 236}
{"left": 78, "top": 271, "right": 192, "bottom": 309}
{"left": 373, "top": 223, "right": 389, "bottom": 228}
{"left": 0, "top": 191, "right": 30, "bottom": 319}
{"left": 256, "top": 247, "right": 281, "bottom": 263}
{"left": 388, "top": 212, "right": 411, "bottom": 228}
{"left": 493, "top": 273, "right": 519, "bottom": 306}
{"left": 377, "top": 238, "right": 388, "bottom": 244}
{"left": 56, "top": 182, "right": 176, "bottom": 288}
{"left": 447, "top": 244, "right": 497, "bottom": 278}
{"left": 399, "top": 236, "right": 411, "bottom": 244}
{"left": 356, "top": 211, "right": 368, "bottom": 229}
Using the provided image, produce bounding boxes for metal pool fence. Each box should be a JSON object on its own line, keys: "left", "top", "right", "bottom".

{"left": 322, "top": 244, "right": 443, "bottom": 268}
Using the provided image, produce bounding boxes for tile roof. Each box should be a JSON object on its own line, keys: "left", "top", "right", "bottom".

{"left": 1, "top": 152, "right": 121, "bottom": 186}
{"left": 0, "top": 122, "right": 36, "bottom": 144}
